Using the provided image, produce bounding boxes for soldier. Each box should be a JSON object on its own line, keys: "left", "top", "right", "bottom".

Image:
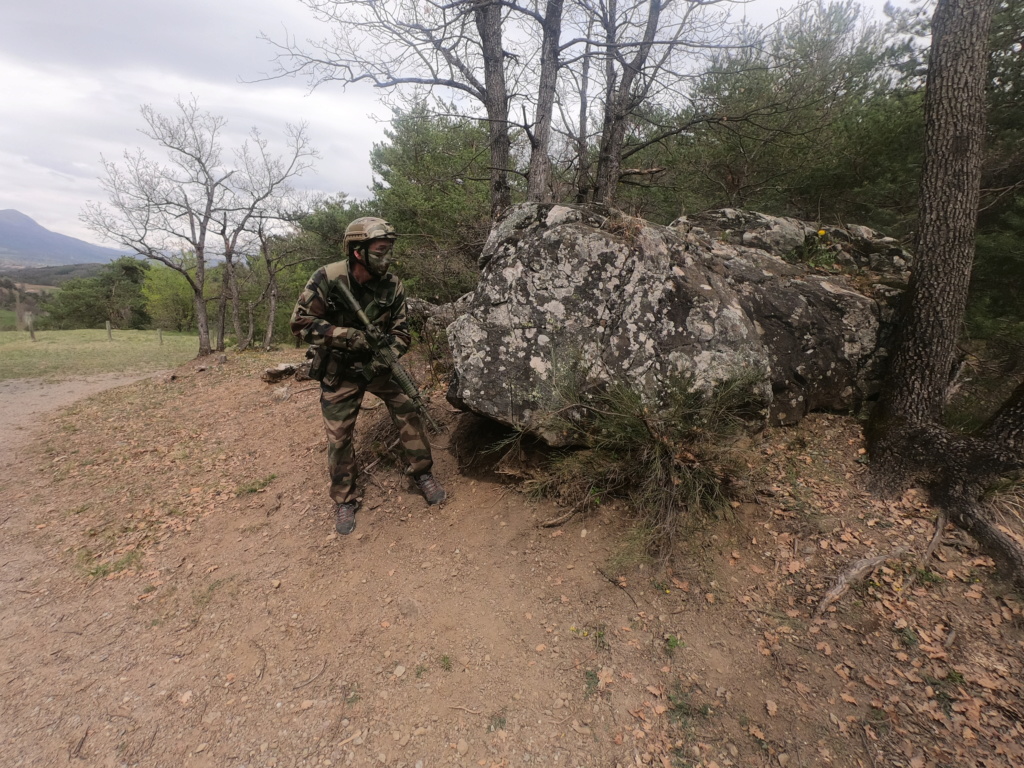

{"left": 290, "top": 216, "right": 446, "bottom": 535}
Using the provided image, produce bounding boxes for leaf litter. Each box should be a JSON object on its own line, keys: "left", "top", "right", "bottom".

{"left": 0, "top": 351, "right": 1021, "bottom": 767}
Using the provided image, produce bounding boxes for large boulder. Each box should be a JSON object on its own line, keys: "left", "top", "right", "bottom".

{"left": 446, "top": 203, "right": 905, "bottom": 445}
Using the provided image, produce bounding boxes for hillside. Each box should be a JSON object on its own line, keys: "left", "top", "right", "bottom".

{"left": 0, "top": 351, "right": 1021, "bottom": 768}
{"left": 0, "top": 209, "right": 127, "bottom": 268}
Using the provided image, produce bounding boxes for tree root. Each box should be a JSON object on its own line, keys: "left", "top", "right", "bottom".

{"left": 871, "top": 419, "right": 1024, "bottom": 595}
{"left": 815, "top": 548, "right": 908, "bottom": 618}
{"left": 948, "top": 499, "right": 1024, "bottom": 591}
{"left": 920, "top": 507, "right": 950, "bottom": 570}
{"left": 539, "top": 503, "right": 588, "bottom": 528}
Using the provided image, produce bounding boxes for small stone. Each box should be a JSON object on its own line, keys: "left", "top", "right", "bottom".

{"left": 580, "top": 529, "right": 587, "bottom": 538}
{"left": 394, "top": 665, "right": 406, "bottom": 678}
{"left": 272, "top": 580, "right": 282, "bottom": 589}
{"left": 413, "top": 727, "right": 428, "bottom": 736}
{"left": 301, "top": 700, "right": 313, "bottom": 710}
{"left": 195, "top": 743, "right": 208, "bottom": 753}
{"left": 457, "top": 739, "right": 469, "bottom": 756}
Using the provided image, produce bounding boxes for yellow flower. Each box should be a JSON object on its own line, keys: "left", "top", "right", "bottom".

{"left": 817, "top": 229, "right": 827, "bottom": 237}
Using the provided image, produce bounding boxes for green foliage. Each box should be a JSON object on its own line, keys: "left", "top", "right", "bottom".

{"left": 664, "top": 634, "right": 686, "bottom": 655}
{"left": 295, "top": 194, "right": 368, "bottom": 262}
{"left": 786, "top": 229, "right": 839, "bottom": 269}
{"left": 367, "top": 106, "right": 489, "bottom": 302}
{"left": 76, "top": 547, "right": 143, "bottom": 578}
{"left": 973, "top": 1, "right": 1024, "bottom": 323}
{"left": 529, "top": 372, "right": 763, "bottom": 555}
{"left": 236, "top": 474, "right": 277, "bottom": 495}
{"left": 667, "top": 683, "right": 712, "bottom": 725}
{"left": 667, "top": 1, "right": 893, "bottom": 216}
{"left": 39, "top": 257, "right": 151, "bottom": 331}
{"left": 142, "top": 262, "right": 196, "bottom": 332}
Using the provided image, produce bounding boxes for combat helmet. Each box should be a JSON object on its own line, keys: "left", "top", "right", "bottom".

{"left": 343, "top": 217, "right": 397, "bottom": 253}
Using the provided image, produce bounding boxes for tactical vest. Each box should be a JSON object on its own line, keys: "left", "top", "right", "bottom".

{"left": 314, "top": 261, "right": 403, "bottom": 387}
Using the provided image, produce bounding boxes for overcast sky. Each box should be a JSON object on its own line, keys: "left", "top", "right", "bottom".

{"left": 0, "top": 0, "right": 895, "bottom": 246}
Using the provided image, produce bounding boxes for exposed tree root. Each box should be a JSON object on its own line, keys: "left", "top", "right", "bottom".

{"left": 815, "top": 548, "right": 908, "bottom": 618}
{"left": 948, "top": 498, "right": 1024, "bottom": 591}
{"left": 871, "top": 419, "right": 1024, "bottom": 595}
{"left": 920, "top": 507, "right": 950, "bottom": 570}
{"left": 539, "top": 503, "right": 587, "bottom": 528}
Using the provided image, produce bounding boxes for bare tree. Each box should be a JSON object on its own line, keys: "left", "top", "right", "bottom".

{"left": 82, "top": 97, "right": 317, "bottom": 356}
{"left": 266, "top": 0, "right": 513, "bottom": 215}
{"left": 576, "top": 0, "right": 734, "bottom": 204}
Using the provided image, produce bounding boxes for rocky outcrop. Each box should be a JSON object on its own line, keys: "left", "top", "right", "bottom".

{"left": 446, "top": 203, "right": 905, "bottom": 445}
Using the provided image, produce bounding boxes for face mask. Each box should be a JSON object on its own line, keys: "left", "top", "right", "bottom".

{"left": 359, "top": 241, "right": 393, "bottom": 277}
{"left": 365, "top": 251, "right": 392, "bottom": 277}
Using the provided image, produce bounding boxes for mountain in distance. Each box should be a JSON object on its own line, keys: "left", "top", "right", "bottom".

{"left": 0, "top": 209, "right": 129, "bottom": 268}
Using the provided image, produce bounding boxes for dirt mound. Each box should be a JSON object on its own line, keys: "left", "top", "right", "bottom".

{"left": 0, "top": 351, "right": 1021, "bottom": 767}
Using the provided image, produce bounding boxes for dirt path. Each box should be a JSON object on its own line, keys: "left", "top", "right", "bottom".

{"left": 0, "top": 353, "right": 1021, "bottom": 768}
{"left": 0, "top": 372, "right": 163, "bottom": 468}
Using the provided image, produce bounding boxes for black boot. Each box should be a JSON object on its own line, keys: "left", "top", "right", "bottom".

{"left": 415, "top": 473, "right": 446, "bottom": 505}
{"left": 334, "top": 502, "right": 357, "bottom": 535}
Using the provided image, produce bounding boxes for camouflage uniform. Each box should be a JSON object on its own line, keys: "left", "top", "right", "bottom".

{"left": 290, "top": 259, "right": 433, "bottom": 505}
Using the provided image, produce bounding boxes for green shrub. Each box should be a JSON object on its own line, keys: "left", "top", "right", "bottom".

{"left": 528, "top": 372, "right": 763, "bottom": 555}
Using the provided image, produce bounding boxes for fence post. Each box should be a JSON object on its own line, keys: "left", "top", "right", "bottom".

{"left": 26, "top": 311, "right": 36, "bottom": 342}
{"left": 106, "top": 320, "right": 112, "bottom": 341}
{"left": 158, "top": 328, "right": 163, "bottom": 346}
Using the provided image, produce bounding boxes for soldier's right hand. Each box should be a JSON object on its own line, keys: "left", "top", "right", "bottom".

{"left": 339, "top": 329, "right": 370, "bottom": 352}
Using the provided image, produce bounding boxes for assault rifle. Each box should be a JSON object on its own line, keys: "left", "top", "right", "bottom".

{"left": 332, "top": 280, "right": 442, "bottom": 434}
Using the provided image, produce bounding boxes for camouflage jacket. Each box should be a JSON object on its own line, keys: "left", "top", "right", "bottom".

{"left": 290, "top": 260, "right": 410, "bottom": 386}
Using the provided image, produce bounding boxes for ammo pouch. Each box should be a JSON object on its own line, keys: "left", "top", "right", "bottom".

{"left": 307, "top": 346, "right": 329, "bottom": 382}
{"left": 308, "top": 345, "right": 373, "bottom": 388}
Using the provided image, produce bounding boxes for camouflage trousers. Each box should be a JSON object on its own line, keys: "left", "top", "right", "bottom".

{"left": 320, "top": 373, "right": 433, "bottom": 505}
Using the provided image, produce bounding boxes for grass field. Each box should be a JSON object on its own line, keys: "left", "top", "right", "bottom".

{"left": 0, "top": 329, "right": 199, "bottom": 381}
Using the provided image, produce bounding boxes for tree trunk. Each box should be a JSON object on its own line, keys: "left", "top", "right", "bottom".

{"left": 474, "top": 0, "right": 512, "bottom": 217}
{"left": 215, "top": 283, "right": 227, "bottom": 352}
{"left": 869, "top": 0, "right": 998, "bottom": 489}
{"left": 193, "top": 290, "right": 212, "bottom": 356}
{"left": 594, "top": 0, "right": 660, "bottom": 206}
{"left": 263, "top": 273, "right": 279, "bottom": 352}
{"left": 575, "top": 35, "right": 594, "bottom": 204}
{"left": 874, "top": 0, "right": 996, "bottom": 433}
{"left": 227, "top": 257, "right": 247, "bottom": 351}
{"left": 526, "top": 0, "right": 564, "bottom": 203}
{"left": 864, "top": 0, "right": 1024, "bottom": 587}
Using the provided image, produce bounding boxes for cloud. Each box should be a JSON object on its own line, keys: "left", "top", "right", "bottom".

{"left": 0, "top": 0, "right": 386, "bottom": 244}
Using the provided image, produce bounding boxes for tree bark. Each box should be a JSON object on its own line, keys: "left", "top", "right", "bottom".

{"left": 263, "top": 275, "right": 279, "bottom": 352}
{"left": 873, "top": 0, "right": 997, "bottom": 435}
{"left": 474, "top": 0, "right": 512, "bottom": 217}
{"left": 574, "top": 35, "right": 594, "bottom": 203}
{"left": 594, "top": 0, "right": 661, "bottom": 206}
{"left": 526, "top": 0, "right": 564, "bottom": 203}
{"left": 865, "top": 0, "right": 1024, "bottom": 588}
